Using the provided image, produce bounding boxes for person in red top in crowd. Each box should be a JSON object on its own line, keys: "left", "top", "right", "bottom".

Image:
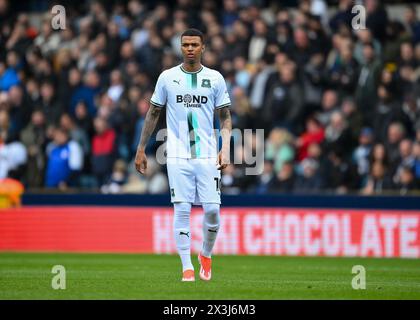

{"left": 91, "top": 116, "right": 116, "bottom": 187}
{"left": 296, "top": 116, "right": 325, "bottom": 162}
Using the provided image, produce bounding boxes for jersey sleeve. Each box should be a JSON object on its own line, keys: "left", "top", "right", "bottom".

{"left": 150, "top": 72, "right": 167, "bottom": 108}
{"left": 215, "top": 73, "right": 231, "bottom": 109}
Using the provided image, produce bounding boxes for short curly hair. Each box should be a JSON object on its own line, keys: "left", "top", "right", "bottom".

{"left": 181, "top": 28, "right": 204, "bottom": 43}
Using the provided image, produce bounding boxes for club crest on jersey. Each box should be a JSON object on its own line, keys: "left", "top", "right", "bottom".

{"left": 176, "top": 94, "right": 207, "bottom": 108}
{"left": 201, "top": 79, "right": 211, "bottom": 88}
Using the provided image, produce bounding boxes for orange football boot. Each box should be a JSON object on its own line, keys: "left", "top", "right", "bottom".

{"left": 198, "top": 253, "right": 212, "bottom": 281}
{"left": 182, "top": 269, "right": 195, "bottom": 282}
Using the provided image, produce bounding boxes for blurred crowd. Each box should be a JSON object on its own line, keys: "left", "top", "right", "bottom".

{"left": 0, "top": 0, "right": 420, "bottom": 195}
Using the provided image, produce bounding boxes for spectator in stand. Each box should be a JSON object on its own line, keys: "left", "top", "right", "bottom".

{"left": 416, "top": 122, "right": 420, "bottom": 144}
{"left": 253, "top": 159, "right": 275, "bottom": 194}
{"left": 248, "top": 18, "right": 269, "bottom": 64}
{"left": 287, "top": 27, "right": 313, "bottom": 68}
{"left": 398, "top": 41, "right": 416, "bottom": 68}
{"left": 91, "top": 116, "right": 116, "bottom": 187}
{"left": 323, "top": 111, "right": 354, "bottom": 158}
{"left": 267, "top": 161, "right": 296, "bottom": 194}
{"left": 5, "top": 14, "right": 33, "bottom": 57}
{"left": 393, "top": 165, "right": 417, "bottom": 195}
{"left": 101, "top": 159, "right": 128, "bottom": 194}
{"left": 385, "top": 122, "right": 407, "bottom": 174}
{"left": 412, "top": 141, "right": 420, "bottom": 184}
{"left": 369, "top": 142, "right": 390, "bottom": 169}
{"left": 329, "top": 0, "right": 354, "bottom": 34}
{"left": 233, "top": 56, "right": 251, "bottom": 91}
{"left": 275, "top": 20, "right": 293, "bottom": 54}
{"left": 33, "top": 18, "right": 61, "bottom": 57}
{"left": 222, "top": 0, "right": 240, "bottom": 31}
{"left": 70, "top": 70, "right": 101, "bottom": 117}
{"left": 404, "top": 5, "right": 420, "bottom": 45}
{"left": 265, "top": 127, "right": 295, "bottom": 174}
{"left": 307, "top": 13, "right": 330, "bottom": 55}
{"left": 355, "top": 42, "right": 382, "bottom": 124}
{"left": 231, "top": 86, "right": 253, "bottom": 130}
{"left": 353, "top": 127, "right": 374, "bottom": 187}
{"left": 382, "top": 21, "right": 408, "bottom": 64}
{"left": 398, "top": 63, "right": 417, "bottom": 98}
{"left": 74, "top": 101, "right": 92, "bottom": 132}
{"left": 0, "top": 102, "right": 19, "bottom": 141}
{"left": 362, "top": 161, "right": 394, "bottom": 195}
{"left": 0, "top": 114, "right": 27, "bottom": 181}
{"left": 317, "top": 89, "right": 340, "bottom": 127}
{"left": 401, "top": 93, "right": 420, "bottom": 137}
{"left": 0, "top": 60, "right": 20, "bottom": 92}
{"left": 373, "top": 85, "right": 402, "bottom": 143}
{"left": 365, "top": 0, "right": 389, "bottom": 43}
{"left": 326, "top": 36, "right": 359, "bottom": 97}
{"left": 296, "top": 116, "right": 324, "bottom": 162}
{"left": 302, "top": 51, "right": 325, "bottom": 114}
{"left": 45, "top": 127, "right": 83, "bottom": 188}
{"left": 306, "top": 142, "right": 328, "bottom": 178}
{"left": 62, "top": 68, "right": 82, "bottom": 112}
{"left": 138, "top": 32, "right": 165, "bottom": 80}
{"left": 39, "top": 81, "right": 62, "bottom": 127}
{"left": 294, "top": 158, "right": 323, "bottom": 194}
{"left": 59, "top": 113, "right": 90, "bottom": 165}
{"left": 353, "top": 29, "right": 381, "bottom": 65}
{"left": 325, "top": 149, "right": 359, "bottom": 194}
{"left": 8, "top": 85, "right": 31, "bottom": 134}
{"left": 25, "top": 78, "right": 41, "bottom": 107}
{"left": 20, "top": 109, "right": 47, "bottom": 188}
{"left": 341, "top": 97, "right": 363, "bottom": 142}
{"left": 379, "top": 66, "right": 399, "bottom": 98}
{"left": 264, "top": 60, "right": 304, "bottom": 133}
{"left": 393, "top": 139, "right": 415, "bottom": 185}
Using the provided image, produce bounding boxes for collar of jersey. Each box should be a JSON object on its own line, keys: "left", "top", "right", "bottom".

{"left": 180, "top": 64, "right": 203, "bottom": 74}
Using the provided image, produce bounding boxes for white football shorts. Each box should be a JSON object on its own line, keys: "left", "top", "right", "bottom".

{"left": 166, "top": 157, "right": 221, "bottom": 205}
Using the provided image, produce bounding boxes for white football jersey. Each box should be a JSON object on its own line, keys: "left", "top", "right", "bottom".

{"left": 150, "top": 64, "right": 231, "bottom": 158}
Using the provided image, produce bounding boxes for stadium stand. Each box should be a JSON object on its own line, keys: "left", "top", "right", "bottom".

{"left": 0, "top": 0, "right": 419, "bottom": 196}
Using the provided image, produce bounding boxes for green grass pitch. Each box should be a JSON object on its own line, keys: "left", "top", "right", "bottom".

{"left": 0, "top": 253, "right": 419, "bottom": 300}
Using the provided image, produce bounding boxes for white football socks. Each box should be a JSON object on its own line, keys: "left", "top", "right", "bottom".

{"left": 201, "top": 203, "right": 220, "bottom": 258}
{"left": 173, "top": 202, "right": 194, "bottom": 272}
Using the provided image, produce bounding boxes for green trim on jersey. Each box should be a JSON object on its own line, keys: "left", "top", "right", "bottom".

{"left": 185, "top": 73, "right": 198, "bottom": 89}
{"left": 215, "top": 102, "right": 231, "bottom": 109}
{"left": 181, "top": 65, "right": 201, "bottom": 89}
{"left": 150, "top": 99, "right": 165, "bottom": 108}
{"left": 191, "top": 73, "right": 197, "bottom": 89}
{"left": 187, "top": 110, "right": 201, "bottom": 158}
{"left": 180, "top": 65, "right": 203, "bottom": 74}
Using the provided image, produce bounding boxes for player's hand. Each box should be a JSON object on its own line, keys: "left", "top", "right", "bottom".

{"left": 135, "top": 149, "right": 147, "bottom": 174}
{"left": 217, "top": 150, "right": 229, "bottom": 170}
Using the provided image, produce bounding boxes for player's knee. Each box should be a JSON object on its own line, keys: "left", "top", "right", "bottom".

{"left": 203, "top": 203, "right": 220, "bottom": 225}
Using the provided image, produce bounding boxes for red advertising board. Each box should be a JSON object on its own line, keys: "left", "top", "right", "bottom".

{"left": 0, "top": 207, "right": 419, "bottom": 258}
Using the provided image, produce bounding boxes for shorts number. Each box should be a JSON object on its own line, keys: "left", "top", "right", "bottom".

{"left": 214, "top": 177, "right": 221, "bottom": 191}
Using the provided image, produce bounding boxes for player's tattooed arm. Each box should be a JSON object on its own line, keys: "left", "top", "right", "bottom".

{"left": 217, "top": 107, "right": 232, "bottom": 169}
{"left": 137, "top": 103, "right": 162, "bottom": 151}
{"left": 135, "top": 103, "right": 161, "bottom": 174}
{"left": 218, "top": 106, "right": 232, "bottom": 149}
